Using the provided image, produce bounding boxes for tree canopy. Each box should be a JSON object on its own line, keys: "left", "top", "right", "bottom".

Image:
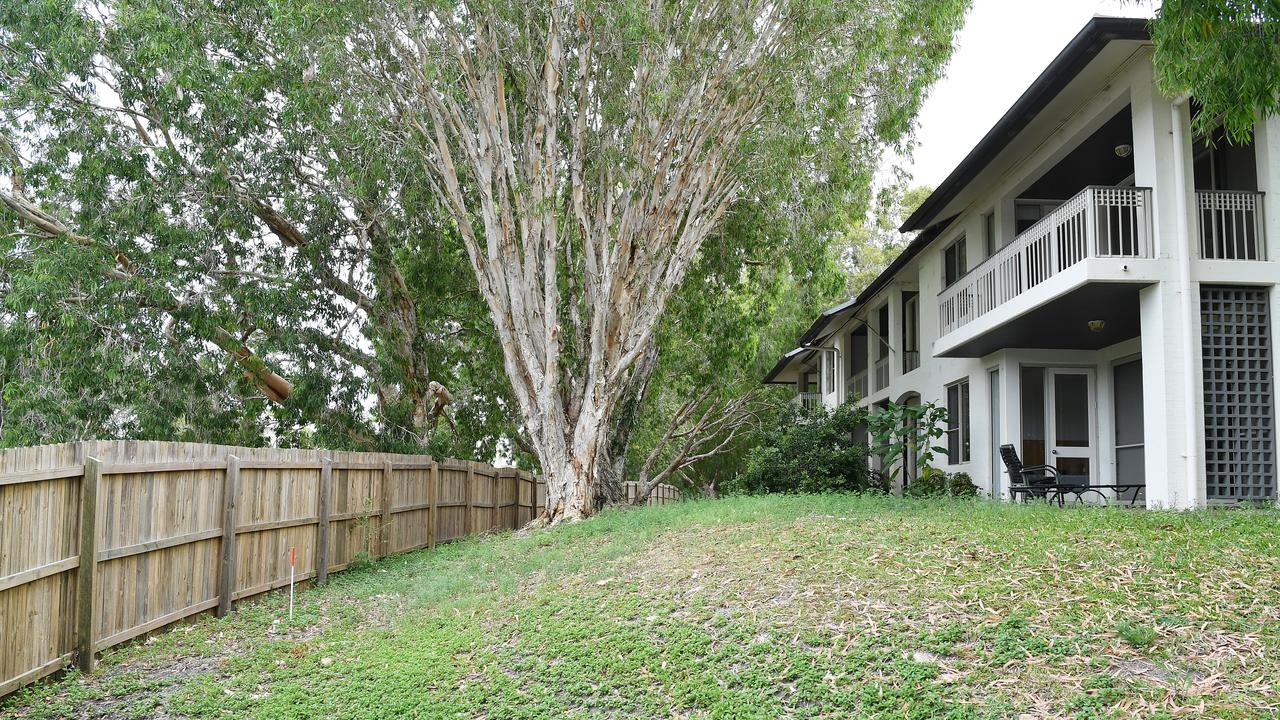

{"left": 1147, "top": 0, "right": 1280, "bottom": 141}
{"left": 0, "top": 0, "right": 519, "bottom": 457}
{"left": 329, "top": 0, "right": 968, "bottom": 520}
{"left": 1, "top": 0, "right": 968, "bottom": 520}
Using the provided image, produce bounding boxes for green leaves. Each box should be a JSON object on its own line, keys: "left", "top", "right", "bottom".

{"left": 1149, "top": 1, "right": 1280, "bottom": 142}
{"left": 865, "top": 400, "right": 950, "bottom": 485}
{"left": 730, "top": 402, "right": 884, "bottom": 495}
{"left": 0, "top": 0, "right": 516, "bottom": 454}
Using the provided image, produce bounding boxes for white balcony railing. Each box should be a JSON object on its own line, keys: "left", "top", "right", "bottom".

{"left": 1197, "top": 190, "right": 1265, "bottom": 260}
{"left": 798, "top": 392, "right": 822, "bottom": 411}
{"left": 938, "top": 186, "right": 1152, "bottom": 338}
{"left": 873, "top": 358, "right": 889, "bottom": 391}
{"left": 903, "top": 350, "right": 920, "bottom": 374}
{"left": 848, "top": 371, "right": 868, "bottom": 402}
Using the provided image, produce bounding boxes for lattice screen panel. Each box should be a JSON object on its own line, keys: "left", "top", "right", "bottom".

{"left": 1201, "top": 286, "right": 1276, "bottom": 501}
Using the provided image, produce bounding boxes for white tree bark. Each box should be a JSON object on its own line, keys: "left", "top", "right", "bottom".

{"left": 352, "top": 3, "right": 795, "bottom": 522}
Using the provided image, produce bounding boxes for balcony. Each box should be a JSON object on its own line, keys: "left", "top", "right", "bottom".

{"left": 873, "top": 358, "right": 889, "bottom": 392}
{"left": 848, "top": 371, "right": 868, "bottom": 402}
{"left": 902, "top": 350, "right": 920, "bottom": 374}
{"left": 1197, "top": 190, "right": 1265, "bottom": 260}
{"left": 938, "top": 186, "right": 1153, "bottom": 339}
{"left": 797, "top": 392, "right": 822, "bottom": 411}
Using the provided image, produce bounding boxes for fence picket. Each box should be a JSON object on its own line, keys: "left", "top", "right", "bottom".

{"left": 0, "top": 440, "right": 678, "bottom": 699}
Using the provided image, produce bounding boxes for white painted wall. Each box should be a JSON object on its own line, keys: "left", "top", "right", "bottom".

{"left": 807, "top": 48, "right": 1279, "bottom": 508}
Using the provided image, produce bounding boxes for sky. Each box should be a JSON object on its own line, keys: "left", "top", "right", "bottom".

{"left": 902, "top": 0, "right": 1152, "bottom": 189}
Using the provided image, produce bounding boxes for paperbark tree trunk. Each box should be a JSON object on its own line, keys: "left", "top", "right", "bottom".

{"left": 595, "top": 342, "right": 660, "bottom": 509}
{"left": 360, "top": 3, "right": 814, "bottom": 522}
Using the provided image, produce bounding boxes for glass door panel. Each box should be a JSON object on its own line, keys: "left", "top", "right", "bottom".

{"left": 1047, "top": 368, "right": 1095, "bottom": 484}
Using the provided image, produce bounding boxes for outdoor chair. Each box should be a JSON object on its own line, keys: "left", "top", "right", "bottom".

{"left": 999, "top": 444, "right": 1059, "bottom": 501}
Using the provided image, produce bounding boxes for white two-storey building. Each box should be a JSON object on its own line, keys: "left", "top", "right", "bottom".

{"left": 764, "top": 17, "right": 1279, "bottom": 508}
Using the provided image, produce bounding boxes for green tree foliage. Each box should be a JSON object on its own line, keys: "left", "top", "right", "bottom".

{"left": 1147, "top": 1, "right": 1280, "bottom": 141}
{"left": 836, "top": 184, "right": 932, "bottom": 297}
{"left": 0, "top": 0, "right": 518, "bottom": 456}
{"left": 619, "top": 189, "right": 849, "bottom": 498}
{"left": 865, "top": 399, "right": 949, "bottom": 489}
{"left": 730, "top": 403, "right": 884, "bottom": 495}
{"left": 327, "top": 0, "right": 970, "bottom": 518}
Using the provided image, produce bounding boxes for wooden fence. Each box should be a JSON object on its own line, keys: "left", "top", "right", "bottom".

{"left": 625, "top": 481, "right": 682, "bottom": 505}
{"left": 0, "top": 440, "right": 680, "bottom": 698}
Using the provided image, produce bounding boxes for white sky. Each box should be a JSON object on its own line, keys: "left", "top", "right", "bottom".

{"left": 903, "top": 0, "right": 1152, "bottom": 189}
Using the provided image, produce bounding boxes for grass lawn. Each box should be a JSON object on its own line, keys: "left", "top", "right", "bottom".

{"left": 3, "top": 495, "right": 1279, "bottom": 719}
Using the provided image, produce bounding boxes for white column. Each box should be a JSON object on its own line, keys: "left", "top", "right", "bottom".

{"left": 1130, "top": 60, "right": 1179, "bottom": 259}
{"left": 1139, "top": 282, "right": 1203, "bottom": 508}
{"left": 1094, "top": 358, "right": 1116, "bottom": 487}
{"left": 1131, "top": 62, "right": 1206, "bottom": 508}
{"left": 998, "top": 353, "right": 1022, "bottom": 501}
{"left": 1254, "top": 113, "right": 1280, "bottom": 259}
{"left": 886, "top": 289, "right": 901, "bottom": 391}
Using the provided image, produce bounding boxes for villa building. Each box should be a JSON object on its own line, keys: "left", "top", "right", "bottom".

{"left": 763, "top": 17, "right": 1279, "bottom": 508}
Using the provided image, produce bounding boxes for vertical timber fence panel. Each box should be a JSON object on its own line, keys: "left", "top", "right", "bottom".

{"left": 0, "top": 440, "right": 679, "bottom": 698}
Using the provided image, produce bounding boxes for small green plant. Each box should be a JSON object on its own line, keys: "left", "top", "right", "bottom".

{"left": 1115, "top": 620, "right": 1156, "bottom": 648}
{"left": 904, "top": 467, "right": 979, "bottom": 498}
{"left": 348, "top": 551, "right": 376, "bottom": 572}
{"left": 865, "top": 401, "right": 949, "bottom": 490}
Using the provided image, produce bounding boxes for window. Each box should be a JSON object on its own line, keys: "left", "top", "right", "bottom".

{"left": 876, "top": 305, "right": 890, "bottom": 359}
{"left": 801, "top": 371, "right": 817, "bottom": 394}
{"left": 1014, "top": 200, "right": 1060, "bottom": 234}
{"left": 983, "top": 212, "right": 996, "bottom": 256}
{"left": 943, "top": 236, "right": 966, "bottom": 287}
{"left": 946, "top": 378, "right": 970, "bottom": 464}
{"left": 822, "top": 350, "right": 835, "bottom": 394}
{"left": 901, "top": 292, "right": 919, "bottom": 374}
{"left": 874, "top": 305, "right": 890, "bottom": 391}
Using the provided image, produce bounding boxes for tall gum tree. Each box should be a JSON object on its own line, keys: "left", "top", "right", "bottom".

{"left": 0, "top": 0, "right": 519, "bottom": 453}
{"left": 341, "top": 0, "right": 969, "bottom": 522}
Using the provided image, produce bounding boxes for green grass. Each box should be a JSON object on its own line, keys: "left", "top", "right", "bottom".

{"left": 3, "top": 495, "right": 1280, "bottom": 719}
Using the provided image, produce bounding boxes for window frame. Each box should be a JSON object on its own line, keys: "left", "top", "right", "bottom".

{"left": 1013, "top": 199, "right": 1060, "bottom": 235}
{"left": 942, "top": 235, "right": 967, "bottom": 288}
{"left": 946, "top": 377, "right": 971, "bottom": 464}
{"left": 901, "top": 292, "right": 919, "bottom": 374}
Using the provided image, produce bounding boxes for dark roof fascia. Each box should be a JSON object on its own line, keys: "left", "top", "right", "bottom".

{"left": 762, "top": 347, "right": 815, "bottom": 384}
{"left": 852, "top": 217, "right": 953, "bottom": 309}
{"left": 899, "top": 16, "right": 1150, "bottom": 233}
{"left": 766, "top": 217, "right": 950, "bottom": 386}
{"left": 797, "top": 297, "right": 860, "bottom": 346}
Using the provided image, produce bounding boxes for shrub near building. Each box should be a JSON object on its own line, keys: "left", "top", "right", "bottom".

{"left": 731, "top": 404, "right": 885, "bottom": 495}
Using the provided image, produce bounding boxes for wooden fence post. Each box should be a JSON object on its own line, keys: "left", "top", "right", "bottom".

{"left": 217, "top": 455, "right": 240, "bottom": 617}
{"left": 76, "top": 457, "right": 101, "bottom": 673}
{"left": 520, "top": 472, "right": 529, "bottom": 525}
{"left": 428, "top": 460, "right": 439, "bottom": 549}
{"left": 491, "top": 470, "right": 500, "bottom": 531}
{"left": 315, "top": 457, "right": 332, "bottom": 585}
{"left": 379, "top": 460, "right": 393, "bottom": 558}
{"left": 465, "top": 463, "right": 475, "bottom": 536}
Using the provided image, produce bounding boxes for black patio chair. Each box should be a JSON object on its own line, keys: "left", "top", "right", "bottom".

{"left": 999, "top": 444, "right": 1059, "bottom": 502}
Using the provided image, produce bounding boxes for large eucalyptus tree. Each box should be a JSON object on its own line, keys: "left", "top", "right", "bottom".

{"left": 339, "top": 0, "right": 969, "bottom": 521}
{"left": 0, "top": 0, "right": 517, "bottom": 454}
